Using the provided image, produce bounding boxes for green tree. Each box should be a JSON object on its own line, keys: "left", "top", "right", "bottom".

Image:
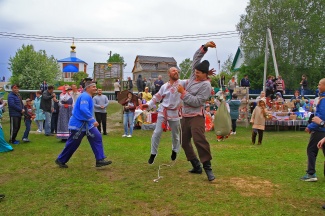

{"left": 220, "top": 54, "right": 234, "bottom": 75}
{"left": 237, "top": 0, "right": 325, "bottom": 91}
{"left": 107, "top": 53, "right": 127, "bottom": 67}
{"left": 9, "top": 44, "right": 60, "bottom": 89}
{"left": 210, "top": 55, "right": 235, "bottom": 89}
{"left": 71, "top": 71, "right": 89, "bottom": 84}
{"left": 179, "top": 58, "right": 192, "bottom": 79}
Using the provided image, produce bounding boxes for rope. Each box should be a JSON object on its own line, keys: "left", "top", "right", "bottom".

{"left": 73, "top": 121, "right": 95, "bottom": 139}
{"left": 153, "top": 118, "right": 182, "bottom": 183}
{"left": 215, "top": 48, "right": 222, "bottom": 88}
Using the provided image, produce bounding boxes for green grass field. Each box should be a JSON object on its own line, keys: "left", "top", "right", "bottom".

{"left": 1, "top": 102, "right": 325, "bottom": 215}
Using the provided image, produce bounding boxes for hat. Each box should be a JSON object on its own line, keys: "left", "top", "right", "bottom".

{"left": 195, "top": 60, "right": 209, "bottom": 73}
{"left": 26, "top": 98, "right": 31, "bottom": 102}
{"left": 276, "top": 92, "right": 281, "bottom": 97}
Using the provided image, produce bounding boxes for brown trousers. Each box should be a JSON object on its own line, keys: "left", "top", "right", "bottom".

{"left": 181, "top": 116, "right": 212, "bottom": 163}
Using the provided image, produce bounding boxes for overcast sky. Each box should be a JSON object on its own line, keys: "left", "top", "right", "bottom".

{"left": 0, "top": 0, "right": 249, "bottom": 81}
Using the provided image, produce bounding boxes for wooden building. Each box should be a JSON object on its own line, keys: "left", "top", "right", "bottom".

{"left": 132, "top": 55, "right": 178, "bottom": 82}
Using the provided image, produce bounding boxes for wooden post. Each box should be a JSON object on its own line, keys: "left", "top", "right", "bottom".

{"left": 267, "top": 28, "right": 279, "bottom": 77}
{"left": 263, "top": 31, "right": 268, "bottom": 92}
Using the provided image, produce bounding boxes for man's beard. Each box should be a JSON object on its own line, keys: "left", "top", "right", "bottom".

{"left": 170, "top": 75, "right": 179, "bottom": 81}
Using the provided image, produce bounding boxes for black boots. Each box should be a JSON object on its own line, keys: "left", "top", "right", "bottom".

{"left": 171, "top": 150, "right": 177, "bottom": 161}
{"left": 203, "top": 161, "right": 216, "bottom": 181}
{"left": 96, "top": 159, "right": 112, "bottom": 167}
{"left": 189, "top": 158, "right": 202, "bottom": 174}
{"left": 148, "top": 154, "right": 156, "bottom": 164}
{"left": 55, "top": 159, "right": 68, "bottom": 168}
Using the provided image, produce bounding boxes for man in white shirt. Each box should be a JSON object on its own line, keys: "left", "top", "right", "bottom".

{"left": 113, "top": 79, "right": 121, "bottom": 101}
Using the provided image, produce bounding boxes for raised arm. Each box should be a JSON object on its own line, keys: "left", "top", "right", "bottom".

{"left": 191, "top": 41, "right": 216, "bottom": 79}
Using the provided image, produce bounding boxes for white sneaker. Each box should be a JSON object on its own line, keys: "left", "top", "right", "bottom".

{"left": 127, "top": 135, "right": 132, "bottom": 138}
{"left": 233, "top": 132, "right": 236, "bottom": 135}
{"left": 122, "top": 134, "right": 127, "bottom": 137}
{"left": 230, "top": 132, "right": 234, "bottom": 135}
{"left": 37, "top": 129, "right": 41, "bottom": 133}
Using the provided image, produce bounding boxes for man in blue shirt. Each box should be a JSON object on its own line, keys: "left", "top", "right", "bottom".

{"left": 300, "top": 78, "right": 325, "bottom": 182}
{"left": 154, "top": 75, "right": 164, "bottom": 94}
{"left": 240, "top": 74, "right": 250, "bottom": 87}
{"left": 55, "top": 81, "right": 112, "bottom": 168}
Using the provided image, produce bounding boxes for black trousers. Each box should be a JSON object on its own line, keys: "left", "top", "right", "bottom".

{"left": 95, "top": 112, "right": 107, "bottom": 134}
{"left": 51, "top": 113, "right": 59, "bottom": 133}
{"left": 231, "top": 119, "right": 237, "bottom": 132}
{"left": 10, "top": 116, "right": 21, "bottom": 142}
{"left": 306, "top": 131, "right": 325, "bottom": 175}
{"left": 115, "top": 91, "right": 120, "bottom": 101}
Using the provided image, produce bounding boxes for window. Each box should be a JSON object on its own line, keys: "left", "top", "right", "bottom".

{"left": 151, "top": 72, "right": 158, "bottom": 78}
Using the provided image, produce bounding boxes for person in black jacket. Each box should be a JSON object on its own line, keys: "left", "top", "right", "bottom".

{"left": 8, "top": 84, "right": 24, "bottom": 144}
{"left": 136, "top": 74, "right": 144, "bottom": 93}
{"left": 51, "top": 98, "right": 59, "bottom": 134}
{"left": 127, "top": 77, "right": 133, "bottom": 92}
{"left": 40, "top": 85, "right": 57, "bottom": 136}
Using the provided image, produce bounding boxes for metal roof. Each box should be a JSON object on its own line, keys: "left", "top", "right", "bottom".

{"left": 57, "top": 57, "right": 87, "bottom": 64}
{"left": 137, "top": 55, "right": 176, "bottom": 63}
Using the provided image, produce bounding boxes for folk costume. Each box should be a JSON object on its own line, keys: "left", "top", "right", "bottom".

{"left": 146, "top": 80, "right": 182, "bottom": 163}
{"left": 56, "top": 90, "right": 110, "bottom": 167}
{"left": 0, "top": 107, "right": 13, "bottom": 153}
{"left": 57, "top": 92, "right": 73, "bottom": 140}
{"left": 179, "top": 44, "right": 215, "bottom": 181}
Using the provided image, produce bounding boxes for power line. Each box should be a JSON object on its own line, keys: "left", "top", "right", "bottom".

{"left": 0, "top": 31, "right": 239, "bottom": 44}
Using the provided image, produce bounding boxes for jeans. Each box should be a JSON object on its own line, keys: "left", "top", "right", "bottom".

{"left": 23, "top": 119, "right": 31, "bottom": 139}
{"left": 35, "top": 120, "right": 44, "bottom": 132}
{"left": 123, "top": 112, "right": 134, "bottom": 135}
{"left": 301, "top": 88, "right": 305, "bottom": 97}
{"left": 44, "top": 112, "right": 52, "bottom": 135}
